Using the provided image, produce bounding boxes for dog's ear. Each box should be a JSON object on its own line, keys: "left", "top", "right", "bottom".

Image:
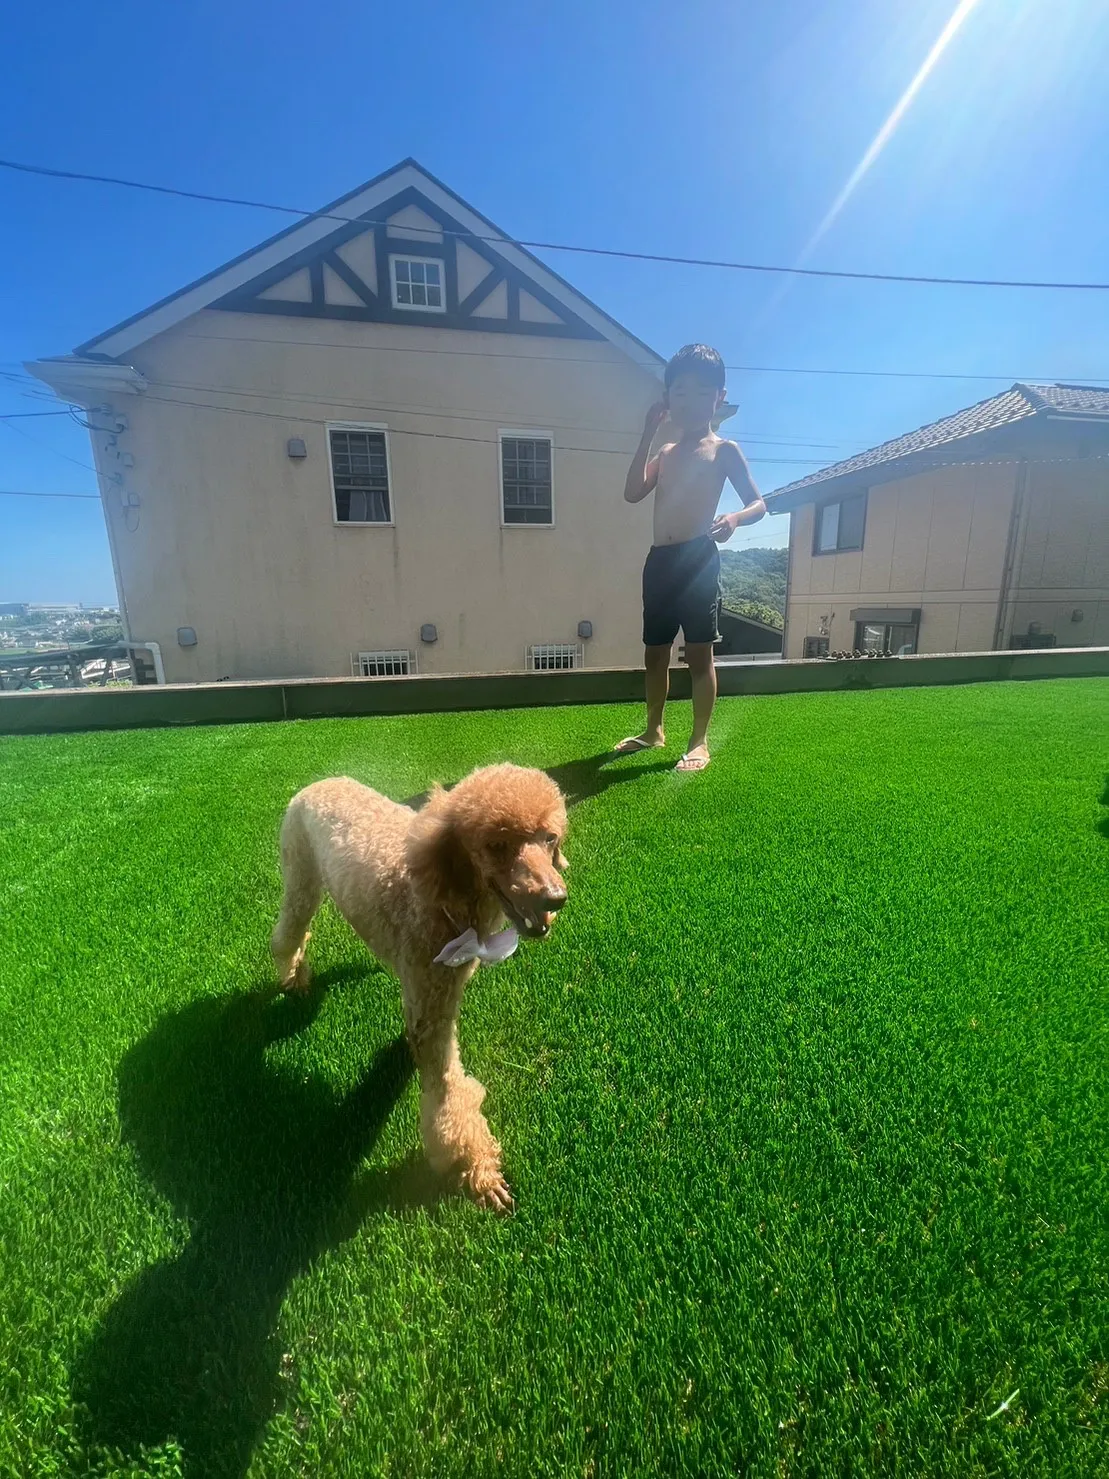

{"left": 407, "top": 787, "right": 478, "bottom": 925}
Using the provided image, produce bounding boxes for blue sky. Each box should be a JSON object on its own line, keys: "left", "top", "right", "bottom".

{"left": 3, "top": 0, "right": 1108, "bottom": 604}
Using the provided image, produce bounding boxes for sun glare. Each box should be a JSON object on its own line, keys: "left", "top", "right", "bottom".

{"left": 802, "top": 0, "right": 987, "bottom": 258}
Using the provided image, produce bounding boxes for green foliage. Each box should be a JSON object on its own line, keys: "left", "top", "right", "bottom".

{"left": 87, "top": 624, "right": 125, "bottom": 645}
{"left": 718, "top": 547, "right": 788, "bottom": 619}
{"left": 723, "top": 599, "right": 783, "bottom": 630}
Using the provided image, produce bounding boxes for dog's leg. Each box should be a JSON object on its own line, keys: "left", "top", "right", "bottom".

{"left": 271, "top": 807, "right": 323, "bottom": 992}
{"left": 403, "top": 968, "right": 513, "bottom": 1214}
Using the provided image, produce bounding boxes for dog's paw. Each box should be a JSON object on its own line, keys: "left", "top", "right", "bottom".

{"left": 279, "top": 944, "right": 313, "bottom": 994}
{"left": 465, "top": 1167, "right": 515, "bottom": 1216}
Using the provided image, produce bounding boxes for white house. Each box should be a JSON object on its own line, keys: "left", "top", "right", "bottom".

{"left": 29, "top": 159, "right": 666, "bottom": 683}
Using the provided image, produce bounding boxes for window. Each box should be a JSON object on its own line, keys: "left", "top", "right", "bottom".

{"left": 854, "top": 621, "right": 918, "bottom": 656}
{"left": 353, "top": 650, "right": 414, "bottom": 677}
{"left": 329, "top": 426, "right": 391, "bottom": 524}
{"left": 501, "top": 434, "right": 553, "bottom": 526}
{"left": 814, "top": 492, "right": 866, "bottom": 553}
{"left": 390, "top": 255, "right": 444, "bottom": 311}
{"left": 527, "top": 643, "right": 582, "bottom": 671}
{"left": 803, "top": 636, "right": 830, "bottom": 659}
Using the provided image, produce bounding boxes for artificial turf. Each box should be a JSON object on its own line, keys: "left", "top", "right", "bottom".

{"left": 1, "top": 680, "right": 1107, "bottom": 1477}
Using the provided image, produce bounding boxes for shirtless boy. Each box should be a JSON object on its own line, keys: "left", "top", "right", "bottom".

{"left": 618, "top": 344, "right": 766, "bottom": 772}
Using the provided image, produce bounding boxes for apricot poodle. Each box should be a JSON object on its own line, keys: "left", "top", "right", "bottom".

{"left": 270, "top": 763, "right": 568, "bottom": 1212}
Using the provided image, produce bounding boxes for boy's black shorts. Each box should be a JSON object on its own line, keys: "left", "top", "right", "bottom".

{"left": 642, "top": 535, "right": 721, "bottom": 648}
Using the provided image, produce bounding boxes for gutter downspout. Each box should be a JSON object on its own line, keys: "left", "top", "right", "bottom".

{"left": 88, "top": 415, "right": 136, "bottom": 646}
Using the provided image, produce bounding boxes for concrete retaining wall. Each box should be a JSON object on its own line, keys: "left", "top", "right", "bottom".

{"left": 2, "top": 647, "right": 1108, "bottom": 736}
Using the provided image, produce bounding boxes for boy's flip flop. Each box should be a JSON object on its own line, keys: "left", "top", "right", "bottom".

{"left": 676, "top": 751, "right": 710, "bottom": 772}
{"left": 615, "top": 736, "right": 665, "bottom": 754}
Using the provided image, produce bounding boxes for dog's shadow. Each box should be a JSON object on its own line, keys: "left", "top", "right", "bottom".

{"left": 1098, "top": 776, "right": 1109, "bottom": 841}
{"left": 74, "top": 974, "right": 441, "bottom": 1477}
{"left": 403, "top": 747, "right": 673, "bottom": 812}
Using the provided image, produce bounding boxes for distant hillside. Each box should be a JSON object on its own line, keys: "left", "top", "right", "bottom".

{"left": 718, "top": 547, "right": 788, "bottom": 628}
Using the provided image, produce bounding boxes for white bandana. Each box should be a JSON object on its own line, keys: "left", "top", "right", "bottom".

{"left": 433, "top": 925, "right": 520, "bottom": 969}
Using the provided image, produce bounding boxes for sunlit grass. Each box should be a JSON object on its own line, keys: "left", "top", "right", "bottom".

{"left": 1, "top": 680, "right": 1106, "bottom": 1476}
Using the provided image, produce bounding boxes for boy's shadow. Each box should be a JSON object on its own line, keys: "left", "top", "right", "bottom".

{"left": 403, "top": 748, "right": 672, "bottom": 812}
{"left": 74, "top": 973, "right": 440, "bottom": 1477}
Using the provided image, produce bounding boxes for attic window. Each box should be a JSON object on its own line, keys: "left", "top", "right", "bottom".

{"left": 390, "top": 256, "right": 444, "bottom": 311}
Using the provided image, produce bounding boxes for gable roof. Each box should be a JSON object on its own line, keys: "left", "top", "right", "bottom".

{"left": 767, "top": 382, "right": 1109, "bottom": 510}
{"left": 74, "top": 158, "right": 665, "bottom": 369}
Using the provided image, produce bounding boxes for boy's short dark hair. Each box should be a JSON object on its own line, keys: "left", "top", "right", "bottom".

{"left": 664, "top": 343, "right": 726, "bottom": 392}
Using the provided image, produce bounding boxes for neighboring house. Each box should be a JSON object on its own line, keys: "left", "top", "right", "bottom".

{"left": 28, "top": 159, "right": 664, "bottom": 683}
{"left": 767, "top": 384, "right": 1109, "bottom": 659}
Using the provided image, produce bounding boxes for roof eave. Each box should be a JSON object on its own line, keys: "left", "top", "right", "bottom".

{"left": 765, "top": 419, "right": 1039, "bottom": 511}
{"left": 24, "top": 356, "right": 148, "bottom": 406}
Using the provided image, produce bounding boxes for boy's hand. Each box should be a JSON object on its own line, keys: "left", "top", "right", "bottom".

{"left": 642, "top": 401, "right": 668, "bottom": 437}
{"left": 711, "top": 511, "right": 740, "bottom": 543}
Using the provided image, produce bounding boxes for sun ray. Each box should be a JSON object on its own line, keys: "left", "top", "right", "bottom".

{"left": 803, "top": 0, "right": 986, "bottom": 257}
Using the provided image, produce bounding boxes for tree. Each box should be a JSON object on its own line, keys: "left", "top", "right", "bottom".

{"left": 718, "top": 547, "right": 788, "bottom": 619}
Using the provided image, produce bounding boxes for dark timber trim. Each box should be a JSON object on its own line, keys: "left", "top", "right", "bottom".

{"left": 210, "top": 186, "right": 604, "bottom": 340}
{"left": 323, "top": 251, "right": 377, "bottom": 307}
{"left": 458, "top": 267, "right": 503, "bottom": 317}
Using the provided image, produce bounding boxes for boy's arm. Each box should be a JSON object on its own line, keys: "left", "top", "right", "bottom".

{"left": 624, "top": 401, "right": 668, "bottom": 503}
{"left": 711, "top": 441, "right": 767, "bottom": 541}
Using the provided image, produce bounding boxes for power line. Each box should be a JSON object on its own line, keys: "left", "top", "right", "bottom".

{"left": 177, "top": 332, "right": 1108, "bottom": 387}
{"left": 135, "top": 390, "right": 826, "bottom": 462}
{"left": 8, "top": 449, "right": 1109, "bottom": 512}
{"left": 4, "top": 155, "right": 1109, "bottom": 292}
{"left": 0, "top": 414, "right": 99, "bottom": 472}
{"left": 8, "top": 330, "right": 1104, "bottom": 393}
{"left": 0, "top": 409, "right": 73, "bottom": 419}
{"left": 139, "top": 375, "right": 840, "bottom": 449}
{"left": 0, "top": 488, "right": 99, "bottom": 499}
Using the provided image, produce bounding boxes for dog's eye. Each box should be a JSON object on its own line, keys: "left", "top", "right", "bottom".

{"left": 544, "top": 833, "right": 558, "bottom": 847}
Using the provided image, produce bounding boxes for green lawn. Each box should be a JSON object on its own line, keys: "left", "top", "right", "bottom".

{"left": 1, "top": 681, "right": 1107, "bottom": 1477}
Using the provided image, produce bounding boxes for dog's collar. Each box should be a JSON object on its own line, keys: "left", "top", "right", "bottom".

{"left": 433, "top": 924, "right": 519, "bottom": 969}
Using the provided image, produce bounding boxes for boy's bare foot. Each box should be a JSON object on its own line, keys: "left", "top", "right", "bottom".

{"left": 676, "top": 744, "right": 710, "bottom": 772}
{"left": 615, "top": 732, "right": 665, "bottom": 754}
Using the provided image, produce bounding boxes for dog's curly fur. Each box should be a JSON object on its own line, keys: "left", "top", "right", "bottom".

{"left": 271, "top": 763, "right": 567, "bottom": 1212}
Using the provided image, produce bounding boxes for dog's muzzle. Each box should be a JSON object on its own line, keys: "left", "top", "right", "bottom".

{"left": 497, "top": 884, "right": 567, "bottom": 939}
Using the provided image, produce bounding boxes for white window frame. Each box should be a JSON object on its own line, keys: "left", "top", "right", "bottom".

{"left": 526, "top": 642, "right": 583, "bottom": 671}
{"left": 352, "top": 649, "right": 417, "bottom": 677}
{"left": 389, "top": 254, "right": 446, "bottom": 313}
{"left": 499, "top": 429, "right": 555, "bottom": 529}
{"left": 327, "top": 422, "right": 395, "bottom": 528}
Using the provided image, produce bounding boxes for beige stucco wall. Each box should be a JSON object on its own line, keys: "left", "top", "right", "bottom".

{"left": 89, "top": 313, "right": 662, "bottom": 682}
{"left": 783, "top": 462, "right": 1018, "bottom": 657}
{"left": 1004, "top": 456, "right": 1109, "bottom": 647}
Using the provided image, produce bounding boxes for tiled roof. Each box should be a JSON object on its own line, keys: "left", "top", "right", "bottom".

{"left": 768, "top": 382, "right": 1109, "bottom": 504}
{"left": 1020, "top": 383, "right": 1109, "bottom": 414}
